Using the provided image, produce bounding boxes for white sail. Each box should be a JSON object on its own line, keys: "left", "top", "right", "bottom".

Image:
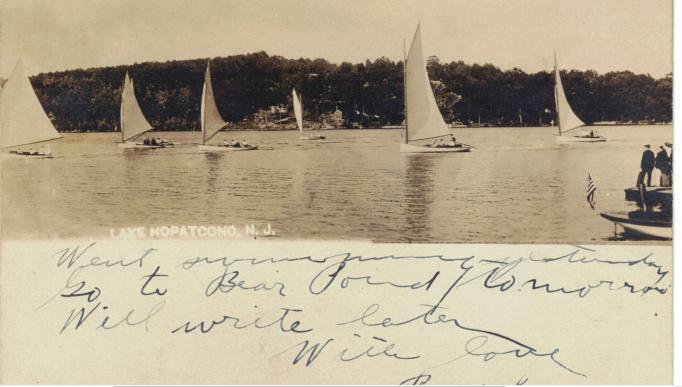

{"left": 405, "top": 25, "right": 450, "bottom": 142}
{"left": 201, "top": 62, "right": 227, "bottom": 144}
{"left": 0, "top": 58, "right": 62, "bottom": 149}
{"left": 554, "top": 52, "right": 585, "bottom": 134}
{"left": 120, "top": 72, "right": 153, "bottom": 142}
{"left": 292, "top": 88, "right": 303, "bottom": 132}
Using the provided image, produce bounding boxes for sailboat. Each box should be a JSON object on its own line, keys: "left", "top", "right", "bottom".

{"left": 401, "top": 25, "right": 471, "bottom": 153}
{"left": 554, "top": 52, "right": 605, "bottom": 142}
{"left": 0, "top": 58, "right": 62, "bottom": 158}
{"left": 293, "top": 88, "right": 325, "bottom": 140}
{"left": 118, "top": 72, "right": 170, "bottom": 148}
{"left": 198, "top": 62, "right": 257, "bottom": 151}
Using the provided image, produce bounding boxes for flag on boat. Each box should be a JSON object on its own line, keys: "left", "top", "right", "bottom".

{"left": 586, "top": 171, "right": 597, "bottom": 210}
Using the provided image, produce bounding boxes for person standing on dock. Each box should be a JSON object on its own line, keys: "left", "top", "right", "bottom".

{"left": 655, "top": 145, "right": 671, "bottom": 187}
{"left": 638, "top": 144, "right": 655, "bottom": 187}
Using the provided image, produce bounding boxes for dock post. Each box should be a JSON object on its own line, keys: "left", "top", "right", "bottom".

{"left": 639, "top": 184, "right": 648, "bottom": 211}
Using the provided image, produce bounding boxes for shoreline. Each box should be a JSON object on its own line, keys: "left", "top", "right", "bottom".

{"left": 59, "top": 123, "right": 672, "bottom": 133}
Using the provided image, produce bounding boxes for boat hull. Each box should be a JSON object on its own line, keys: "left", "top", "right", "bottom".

{"left": 2, "top": 151, "right": 52, "bottom": 159}
{"left": 299, "top": 135, "right": 326, "bottom": 140}
{"left": 400, "top": 143, "right": 471, "bottom": 153}
{"left": 118, "top": 142, "right": 166, "bottom": 149}
{"left": 556, "top": 135, "right": 606, "bottom": 142}
{"left": 600, "top": 211, "right": 672, "bottom": 240}
{"left": 198, "top": 144, "right": 258, "bottom": 152}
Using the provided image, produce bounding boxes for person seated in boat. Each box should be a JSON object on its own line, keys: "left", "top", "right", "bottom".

{"left": 143, "top": 137, "right": 151, "bottom": 145}
{"left": 447, "top": 135, "right": 457, "bottom": 147}
{"left": 229, "top": 139, "right": 237, "bottom": 147}
{"left": 589, "top": 130, "right": 595, "bottom": 138}
{"left": 150, "top": 137, "right": 158, "bottom": 146}
{"left": 242, "top": 139, "right": 249, "bottom": 148}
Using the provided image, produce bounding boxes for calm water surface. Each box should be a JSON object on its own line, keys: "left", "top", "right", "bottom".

{"left": 1, "top": 125, "right": 672, "bottom": 244}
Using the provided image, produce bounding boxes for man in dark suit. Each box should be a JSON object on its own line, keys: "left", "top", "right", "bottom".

{"left": 638, "top": 144, "right": 655, "bottom": 186}
{"left": 655, "top": 145, "right": 671, "bottom": 186}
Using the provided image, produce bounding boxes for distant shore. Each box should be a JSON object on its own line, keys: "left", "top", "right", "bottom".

{"left": 59, "top": 122, "right": 672, "bottom": 133}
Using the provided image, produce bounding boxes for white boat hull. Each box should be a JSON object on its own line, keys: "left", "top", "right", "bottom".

{"left": 556, "top": 135, "right": 606, "bottom": 143}
{"left": 198, "top": 144, "right": 258, "bottom": 152}
{"left": 618, "top": 222, "right": 672, "bottom": 239}
{"left": 400, "top": 143, "right": 471, "bottom": 153}
{"left": 600, "top": 212, "right": 672, "bottom": 240}
{"left": 118, "top": 142, "right": 166, "bottom": 149}
{"left": 300, "top": 135, "right": 326, "bottom": 140}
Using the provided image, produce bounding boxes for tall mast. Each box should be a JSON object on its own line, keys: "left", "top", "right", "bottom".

{"left": 403, "top": 39, "right": 409, "bottom": 144}
{"left": 202, "top": 62, "right": 208, "bottom": 145}
{"left": 120, "top": 73, "right": 125, "bottom": 142}
{"left": 554, "top": 50, "right": 562, "bottom": 136}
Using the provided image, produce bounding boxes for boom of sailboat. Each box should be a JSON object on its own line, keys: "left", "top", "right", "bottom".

{"left": 553, "top": 51, "right": 606, "bottom": 142}
{"left": 198, "top": 61, "right": 257, "bottom": 151}
{"left": 118, "top": 71, "right": 173, "bottom": 148}
{"left": 401, "top": 25, "right": 471, "bottom": 153}
{"left": 0, "top": 58, "right": 62, "bottom": 158}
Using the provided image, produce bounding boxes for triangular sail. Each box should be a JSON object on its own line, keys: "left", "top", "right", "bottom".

{"left": 292, "top": 88, "right": 303, "bottom": 132}
{"left": 0, "top": 58, "right": 62, "bottom": 149}
{"left": 554, "top": 52, "right": 585, "bottom": 134}
{"left": 405, "top": 25, "right": 451, "bottom": 142}
{"left": 120, "top": 72, "right": 153, "bottom": 142}
{"left": 201, "top": 62, "right": 227, "bottom": 144}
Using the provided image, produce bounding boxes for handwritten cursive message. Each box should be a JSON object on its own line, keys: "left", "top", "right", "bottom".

{"left": 0, "top": 240, "right": 672, "bottom": 384}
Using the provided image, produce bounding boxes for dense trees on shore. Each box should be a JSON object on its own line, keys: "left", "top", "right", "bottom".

{"left": 24, "top": 51, "right": 672, "bottom": 131}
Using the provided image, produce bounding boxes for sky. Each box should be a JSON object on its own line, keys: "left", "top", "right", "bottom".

{"left": 0, "top": 0, "right": 673, "bottom": 78}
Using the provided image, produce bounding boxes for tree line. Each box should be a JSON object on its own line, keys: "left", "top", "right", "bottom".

{"left": 23, "top": 51, "right": 672, "bottom": 131}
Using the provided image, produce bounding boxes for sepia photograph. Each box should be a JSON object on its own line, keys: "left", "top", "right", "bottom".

{"left": 0, "top": 0, "right": 672, "bottom": 244}
{"left": 0, "top": 0, "right": 674, "bottom": 385}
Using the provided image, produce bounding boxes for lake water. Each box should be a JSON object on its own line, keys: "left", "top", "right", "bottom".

{"left": 0, "top": 125, "right": 672, "bottom": 244}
